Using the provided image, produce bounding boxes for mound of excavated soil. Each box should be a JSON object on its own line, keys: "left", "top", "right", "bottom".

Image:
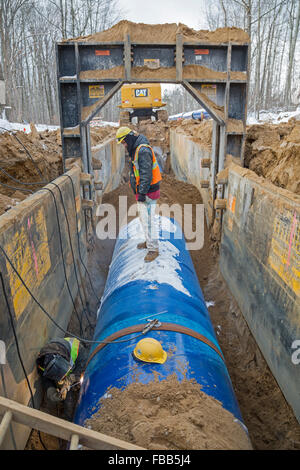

{"left": 67, "top": 20, "right": 249, "bottom": 44}
{"left": 245, "top": 119, "right": 300, "bottom": 194}
{"left": 0, "top": 123, "right": 118, "bottom": 216}
{"left": 0, "top": 126, "right": 63, "bottom": 214}
{"left": 85, "top": 373, "right": 252, "bottom": 450}
{"left": 90, "top": 125, "right": 116, "bottom": 146}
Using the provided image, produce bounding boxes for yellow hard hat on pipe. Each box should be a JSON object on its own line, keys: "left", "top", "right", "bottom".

{"left": 133, "top": 337, "right": 167, "bottom": 364}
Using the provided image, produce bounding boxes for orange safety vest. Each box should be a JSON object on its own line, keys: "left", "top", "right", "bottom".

{"left": 133, "top": 144, "right": 162, "bottom": 191}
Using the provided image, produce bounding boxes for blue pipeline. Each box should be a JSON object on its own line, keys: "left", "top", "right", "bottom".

{"left": 74, "top": 217, "right": 244, "bottom": 427}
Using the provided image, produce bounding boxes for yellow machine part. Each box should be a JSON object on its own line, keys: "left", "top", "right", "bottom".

{"left": 119, "top": 83, "right": 166, "bottom": 109}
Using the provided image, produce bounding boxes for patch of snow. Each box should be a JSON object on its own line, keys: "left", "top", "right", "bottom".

{"left": 247, "top": 109, "right": 300, "bottom": 125}
{"left": 0, "top": 118, "right": 59, "bottom": 134}
{"left": 101, "top": 216, "right": 190, "bottom": 305}
{"left": 90, "top": 120, "right": 119, "bottom": 128}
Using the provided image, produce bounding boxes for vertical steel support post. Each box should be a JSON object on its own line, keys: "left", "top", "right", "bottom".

{"left": 176, "top": 34, "right": 183, "bottom": 82}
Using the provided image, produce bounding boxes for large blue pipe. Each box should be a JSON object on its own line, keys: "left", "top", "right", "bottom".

{"left": 74, "top": 216, "right": 247, "bottom": 432}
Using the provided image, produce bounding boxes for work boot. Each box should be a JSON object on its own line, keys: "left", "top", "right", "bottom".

{"left": 137, "top": 241, "right": 147, "bottom": 250}
{"left": 144, "top": 251, "right": 159, "bottom": 263}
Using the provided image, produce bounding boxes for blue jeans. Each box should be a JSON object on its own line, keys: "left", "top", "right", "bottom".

{"left": 137, "top": 197, "right": 159, "bottom": 251}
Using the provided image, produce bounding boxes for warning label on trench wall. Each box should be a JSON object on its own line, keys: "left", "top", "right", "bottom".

{"left": 89, "top": 85, "right": 105, "bottom": 99}
{"left": 268, "top": 210, "right": 300, "bottom": 297}
{"left": 5, "top": 208, "right": 51, "bottom": 318}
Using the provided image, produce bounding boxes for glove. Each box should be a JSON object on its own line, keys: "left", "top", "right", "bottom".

{"left": 46, "top": 387, "right": 62, "bottom": 403}
{"left": 137, "top": 193, "right": 146, "bottom": 202}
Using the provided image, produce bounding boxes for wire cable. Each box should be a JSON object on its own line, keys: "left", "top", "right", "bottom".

{"left": 41, "top": 186, "right": 84, "bottom": 336}
{"left": 0, "top": 244, "right": 150, "bottom": 346}
{"left": 0, "top": 166, "right": 46, "bottom": 186}
{"left": 0, "top": 167, "right": 91, "bottom": 332}
{"left": 0, "top": 272, "right": 48, "bottom": 451}
{"left": 47, "top": 181, "right": 94, "bottom": 331}
{"left": 0, "top": 159, "right": 100, "bottom": 306}
{"left": 0, "top": 126, "right": 46, "bottom": 182}
{"left": 65, "top": 174, "right": 101, "bottom": 304}
{"left": 0, "top": 171, "right": 96, "bottom": 335}
{"left": 0, "top": 180, "right": 34, "bottom": 194}
{"left": 0, "top": 164, "right": 98, "bottom": 318}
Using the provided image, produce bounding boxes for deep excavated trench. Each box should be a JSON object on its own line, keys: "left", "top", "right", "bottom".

{"left": 1, "top": 118, "right": 300, "bottom": 450}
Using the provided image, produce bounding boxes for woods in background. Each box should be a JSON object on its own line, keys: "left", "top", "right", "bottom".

{"left": 0, "top": 0, "right": 299, "bottom": 124}
{"left": 204, "top": 0, "right": 300, "bottom": 117}
{"left": 0, "top": 0, "right": 122, "bottom": 124}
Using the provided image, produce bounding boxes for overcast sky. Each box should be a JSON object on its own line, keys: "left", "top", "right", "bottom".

{"left": 118, "top": 0, "right": 206, "bottom": 30}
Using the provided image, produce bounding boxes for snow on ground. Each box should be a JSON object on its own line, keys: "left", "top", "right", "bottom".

{"left": 0, "top": 118, "right": 59, "bottom": 134}
{"left": 89, "top": 119, "right": 119, "bottom": 127}
{"left": 1, "top": 110, "right": 299, "bottom": 135}
{"left": 247, "top": 108, "right": 300, "bottom": 125}
{"left": 0, "top": 118, "right": 119, "bottom": 134}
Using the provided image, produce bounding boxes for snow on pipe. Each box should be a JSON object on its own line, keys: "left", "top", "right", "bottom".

{"left": 74, "top": 216, "right": 249, "bottom": 437}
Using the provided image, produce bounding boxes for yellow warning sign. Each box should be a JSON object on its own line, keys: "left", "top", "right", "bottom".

{"left": 201, "top": 84, "right": 217, "bottom": 98}
{"left": 89, "top": 85, "right": 105, "bottom": 99}
{"left": 268, "top": 210, "right": 300, "bottom": 297}
{"left": 144, "top": 59, "right": 160, "bottom": 69}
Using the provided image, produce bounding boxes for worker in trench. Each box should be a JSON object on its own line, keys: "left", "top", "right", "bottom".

{"left": 116, "top": 127, "right": 162, "bottom": 262}
{"left": 36, "top": 337, "right": 87, "bottom": 421}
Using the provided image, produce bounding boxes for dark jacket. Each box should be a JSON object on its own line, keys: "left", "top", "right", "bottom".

{"left": 129, "top": 134, "right": 160, "bottom": 195}
{"left": 37, "top": 339, "right": 87, "bottom": 390}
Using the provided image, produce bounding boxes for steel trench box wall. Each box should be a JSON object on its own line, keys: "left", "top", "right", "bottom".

{"left": 92, "top": 137, "right": 125, "bottom": 203}
{"left": 0, "top": 166, "right": 87, "bottom": 449}
{"left": 170, "top": 129, "right": 214, "bottom": 225}
{"left": 220, "top": 165, "right": 300, "bottom": 423}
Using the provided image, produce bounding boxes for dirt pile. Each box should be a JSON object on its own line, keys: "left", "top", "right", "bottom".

{"left": 90, "top": 125, "right": 116, "bottom": 146}
{"left": 67, "top": 20, "right": 249, "bottom": 44}
{"left": 85, "top": 373, "right": 251, "bottom": 450}
{"left": 245, "top": 119, "right": 300, "bottom": 194}
{"left": 0, "top": 123, "right": 118, "bottom": 216}
{"left": 171, "top": 118, "right": 213, "bottom": 149}
{"left": 0, "top": 127, "right": 63, "bottom": 215}
{"left": 80, "top": 65, "right": 247, "bottom": 82}
{"left": 133, "top": 120, "right": 170, "bottom": 151}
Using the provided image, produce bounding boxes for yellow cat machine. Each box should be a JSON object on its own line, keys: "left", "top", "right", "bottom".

{"left": 119, "top": 83, "right": 168, "bottom": 125}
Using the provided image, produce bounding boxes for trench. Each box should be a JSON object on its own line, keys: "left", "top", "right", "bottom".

{"left": 0, "top": 119, "right": 300, "bottom": 450}
{"left": 21, "top": 119, "right": 300, "bottom": 450}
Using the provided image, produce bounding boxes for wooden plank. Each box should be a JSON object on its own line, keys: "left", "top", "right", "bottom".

{"left": 0, "top": 397, "right": 145, "bottom": 450}
{"left": 0, "top": 411, "right": 12, "bottom": 447}
{"left": 69, "top": 434, "right": 80, "bottom": 450}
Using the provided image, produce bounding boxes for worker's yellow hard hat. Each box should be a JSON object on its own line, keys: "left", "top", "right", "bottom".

{"left": 133, "top": 337, "right": 167, "bottom": 364}
{"left": 116, "top": 126, "right": 132, "bottom": 144}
